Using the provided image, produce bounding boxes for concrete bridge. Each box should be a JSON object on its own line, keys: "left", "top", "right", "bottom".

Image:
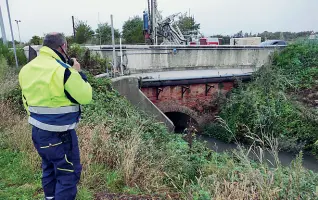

{"left": 24, "top": 44, "right": 284, "bottom": 132}
{"left": 25, "top": 45, "right": 283, "bottom": 74}
{"left": 112, "top": 68, "right": 254, "bottom": 132}
{"left": 99, "top": 45, "right": 284, "bottom": 132}
{"left": 140, "top": 70, "right": 251, "bottom": 132}
{"left": 88, "top": 45, "right": 281, "bottom": 73}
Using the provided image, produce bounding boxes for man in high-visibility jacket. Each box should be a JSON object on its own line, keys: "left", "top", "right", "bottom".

{"left": 19, "top": 32, "right": 92, "bottom": 200}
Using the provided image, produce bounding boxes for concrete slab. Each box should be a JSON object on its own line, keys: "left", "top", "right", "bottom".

{"left": 131, "top": 68, "right": 256, "bottom": 81}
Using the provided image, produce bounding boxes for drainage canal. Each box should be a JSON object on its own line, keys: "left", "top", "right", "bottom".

{"left": 164, "top": 112, "right": 318, "bottom": 172}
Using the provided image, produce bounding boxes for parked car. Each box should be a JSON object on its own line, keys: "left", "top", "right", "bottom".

{"left": 259, "top": 40, "right": 287, "bottom": 46}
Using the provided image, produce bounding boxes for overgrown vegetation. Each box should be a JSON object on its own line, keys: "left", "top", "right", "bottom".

{"left": 67, "top": 44, "right": 111, "bottom": 75}
{"left": 0, "top": 42, "right": 27, "bottom": 67}
{"left": 204, "top": 41, "right": 318, "bottom": 157}
{"left": 1, "top": 43, "right": 318, "bottom": 199}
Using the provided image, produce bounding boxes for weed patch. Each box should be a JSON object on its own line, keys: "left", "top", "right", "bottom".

{"left": 1, "top": 42, "right": 318, "bottom": 199}
{"left": 205, "top": 42, "right": 318, "bottom": 155}
{"left": 0, "top": 149, "right": 42, "bottom": 199}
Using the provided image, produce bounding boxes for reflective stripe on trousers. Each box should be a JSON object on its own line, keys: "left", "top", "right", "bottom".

{"left": 28, "top": 105, "right": 80, "bottom": 114}
{"left": 28, "top": 117, "right": 77, "bottom": 132}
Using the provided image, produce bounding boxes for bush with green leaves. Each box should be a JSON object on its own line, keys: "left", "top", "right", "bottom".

{"left": 0, "top": 42, "right": 27, "bottom": 67}
{"left": 0, "top": 56, "right": 8, "bottom": 80}
{"left": 1, "top": 68, "right": 318, "bottom": 198}
{"left": 204, "top": 41, "right": 318, "bottom": 155}
{"left": 81, "top": 74, "right": 209, "bottom": 187}
{"left": 68, "top": 44, "right": 110, "bottom": 75}
{"left": 273, "top": 40, "right": 318, "bottom": 89}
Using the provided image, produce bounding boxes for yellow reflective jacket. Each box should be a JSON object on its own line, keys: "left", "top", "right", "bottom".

{"left": 19, "top": 46, "right": 92, "bottom": 132}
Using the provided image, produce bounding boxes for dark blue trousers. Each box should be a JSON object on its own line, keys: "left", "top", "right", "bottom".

{"left": 32, "top": 126, "right": 82, "bottom": 200}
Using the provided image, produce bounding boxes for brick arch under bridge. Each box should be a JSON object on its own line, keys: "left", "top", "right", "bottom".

{"left": 140, "top": 82, "right": 235, "bottom": 131}
{"left": 156, "top": 102, "right": 212, "bottom": 129}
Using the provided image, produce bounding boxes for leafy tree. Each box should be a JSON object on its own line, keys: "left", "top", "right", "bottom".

{"left": 29, "top": 35, "right": 43, "bottom": 45}
{"left": 176, "top": 12, "right": 200, "bottom": 35}
{"left": 122, "top": 16, "right": 144, "bottom": 44}
{"left": 95, "top": 23, "right": 120, "bottom": 45}
{"left": 74, "top": 20, "right": 94, "bottom": 44}
{"left": 212, "top": 31, "right": 313, "bottom": 44}
{"left": 7, "top": 40, "right": 19, "bottom": 48}
{"left": 256, "top": 31, "right": 312, "bottom": 41}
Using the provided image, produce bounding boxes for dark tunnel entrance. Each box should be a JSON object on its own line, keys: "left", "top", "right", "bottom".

{"left": 165, "top": 112, "right": 198, "bottom": 133}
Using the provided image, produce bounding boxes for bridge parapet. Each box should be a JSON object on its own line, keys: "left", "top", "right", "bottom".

{"left": 24, "top": 45, "right": 284, "bottom": 74}
{"left": 94, "top": 45, "right": 284, "bottom": 74}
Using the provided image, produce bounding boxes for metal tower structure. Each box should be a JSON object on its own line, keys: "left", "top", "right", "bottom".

{"left": 145, "top": 0, "right": 187, "bottom": 45}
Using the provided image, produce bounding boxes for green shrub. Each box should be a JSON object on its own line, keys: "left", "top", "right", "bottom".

{"left": 68, "top": 43, "right": 87, "bottom": 64}
{"left": 81, "top": 75, "right": 209, "bottom": 190}
{"left": 204, "top": 42, "right": 318, "bottom": 155}
{"left": 203, "top": 123, "right": 231, "bottom": 142}
{"left": 0, "top": 43, "right": 27, "bottom": 67}
{"left": 2, "top": 54, "right": 318, "bottom": 198}
{"left": 0, "top": 42, "right": 11, "bottom": 58}
{"left": 16, "top": 49, "right": 27, "bottom": 66}
{"left": 0, "top": 56, "right": 8, "bottom": 80}
{"left": 1, "top": 71, "right": 318, "bottom": 199}
{"left": 273, "top": 41, "right": 318, "bottom": 89}
{"left": 68, "top": 43, "right": 110, "bottom": 75}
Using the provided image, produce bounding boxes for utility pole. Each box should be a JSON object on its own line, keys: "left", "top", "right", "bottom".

{"left": 14, "top": 20, "right": 21, "bottom": 45}
{"left": 110, "top": 14, "right": 117, "bottom": 77}
{"left": 98, "top": 12, "right": 101, "bottom": 46}
{"left": 0, "top": 5, "right": 7, "bottom": 45}
{"left": 72, "top": 16, "right": 76, "bottom": 39}
{"left": 6, "top": 0, "right": 18, "bottom": 68}
{"left": 119, "top": 37, "right": 123, "bottom": 76}
{"left": 151, "top": 0, "right": 156, "bottom": 45}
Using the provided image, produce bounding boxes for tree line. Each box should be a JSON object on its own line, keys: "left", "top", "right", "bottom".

{"left": 213, "top": 31, "right": 316, "bottom": 45}
{"left": 18, "top": 13, "right": 318, "bottom": 45}
{"left": 27, "top": 16, "right": 144, "bottom": 46}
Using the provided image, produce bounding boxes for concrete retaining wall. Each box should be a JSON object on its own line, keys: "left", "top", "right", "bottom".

{"left": 24, "top": 45, "right": 283, "bottom": 74}
{"left": 111, "top": 76, "right": 175, "bottom": 132}
{"left": 91, "top": 45, "right": 283, "bottom": 74}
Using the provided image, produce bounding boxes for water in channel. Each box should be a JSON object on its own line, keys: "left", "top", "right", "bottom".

{"left": 167, "top": 112, "right": 318, "bottom": 172}
{"left": 197, "top": 134, "right": 318, "bottom": 172}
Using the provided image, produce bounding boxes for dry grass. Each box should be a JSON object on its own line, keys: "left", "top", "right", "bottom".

{"left": 0, "top": 99, "right": 168, "bottom": 194}
{"left": 0, "top": 58, "right": 18, "bottom": 98}
{"left": 0, "top": 101, "right": 41, "bottom": 172}
{"left": 184, "top": 118, "right": 318, "bottom": 200}
{"left": 1, "top": 88, "right": 317, "bottom": 199}
{"left": 77, "top": 121, "right": 168, "bottom": 192}
{"left": 1, "top": 66, "right": 317, "bottom": 199}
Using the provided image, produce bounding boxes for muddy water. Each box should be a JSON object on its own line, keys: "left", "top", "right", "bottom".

{"left": 196, "top": 134, "right": 318, "bottom": 172}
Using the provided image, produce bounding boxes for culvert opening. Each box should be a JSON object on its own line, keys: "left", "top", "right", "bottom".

{"left": 165, "top": 112, "right": 198, "bottom": 133}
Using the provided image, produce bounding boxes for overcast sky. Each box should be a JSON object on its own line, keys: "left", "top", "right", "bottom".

{"left": 0, "top": 0, "right": 317, "bottom": 42}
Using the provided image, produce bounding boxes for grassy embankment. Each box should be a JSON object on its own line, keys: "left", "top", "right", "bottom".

{"left": 0, "top": 42, "right": 317, "bottom": 199}
{"left": 205, "top": 41, "right": 318, "bottom": 157}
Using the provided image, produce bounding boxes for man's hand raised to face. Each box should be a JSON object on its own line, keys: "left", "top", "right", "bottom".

{"left": 71, "top": 58, "right": 81, "bottom": 72}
